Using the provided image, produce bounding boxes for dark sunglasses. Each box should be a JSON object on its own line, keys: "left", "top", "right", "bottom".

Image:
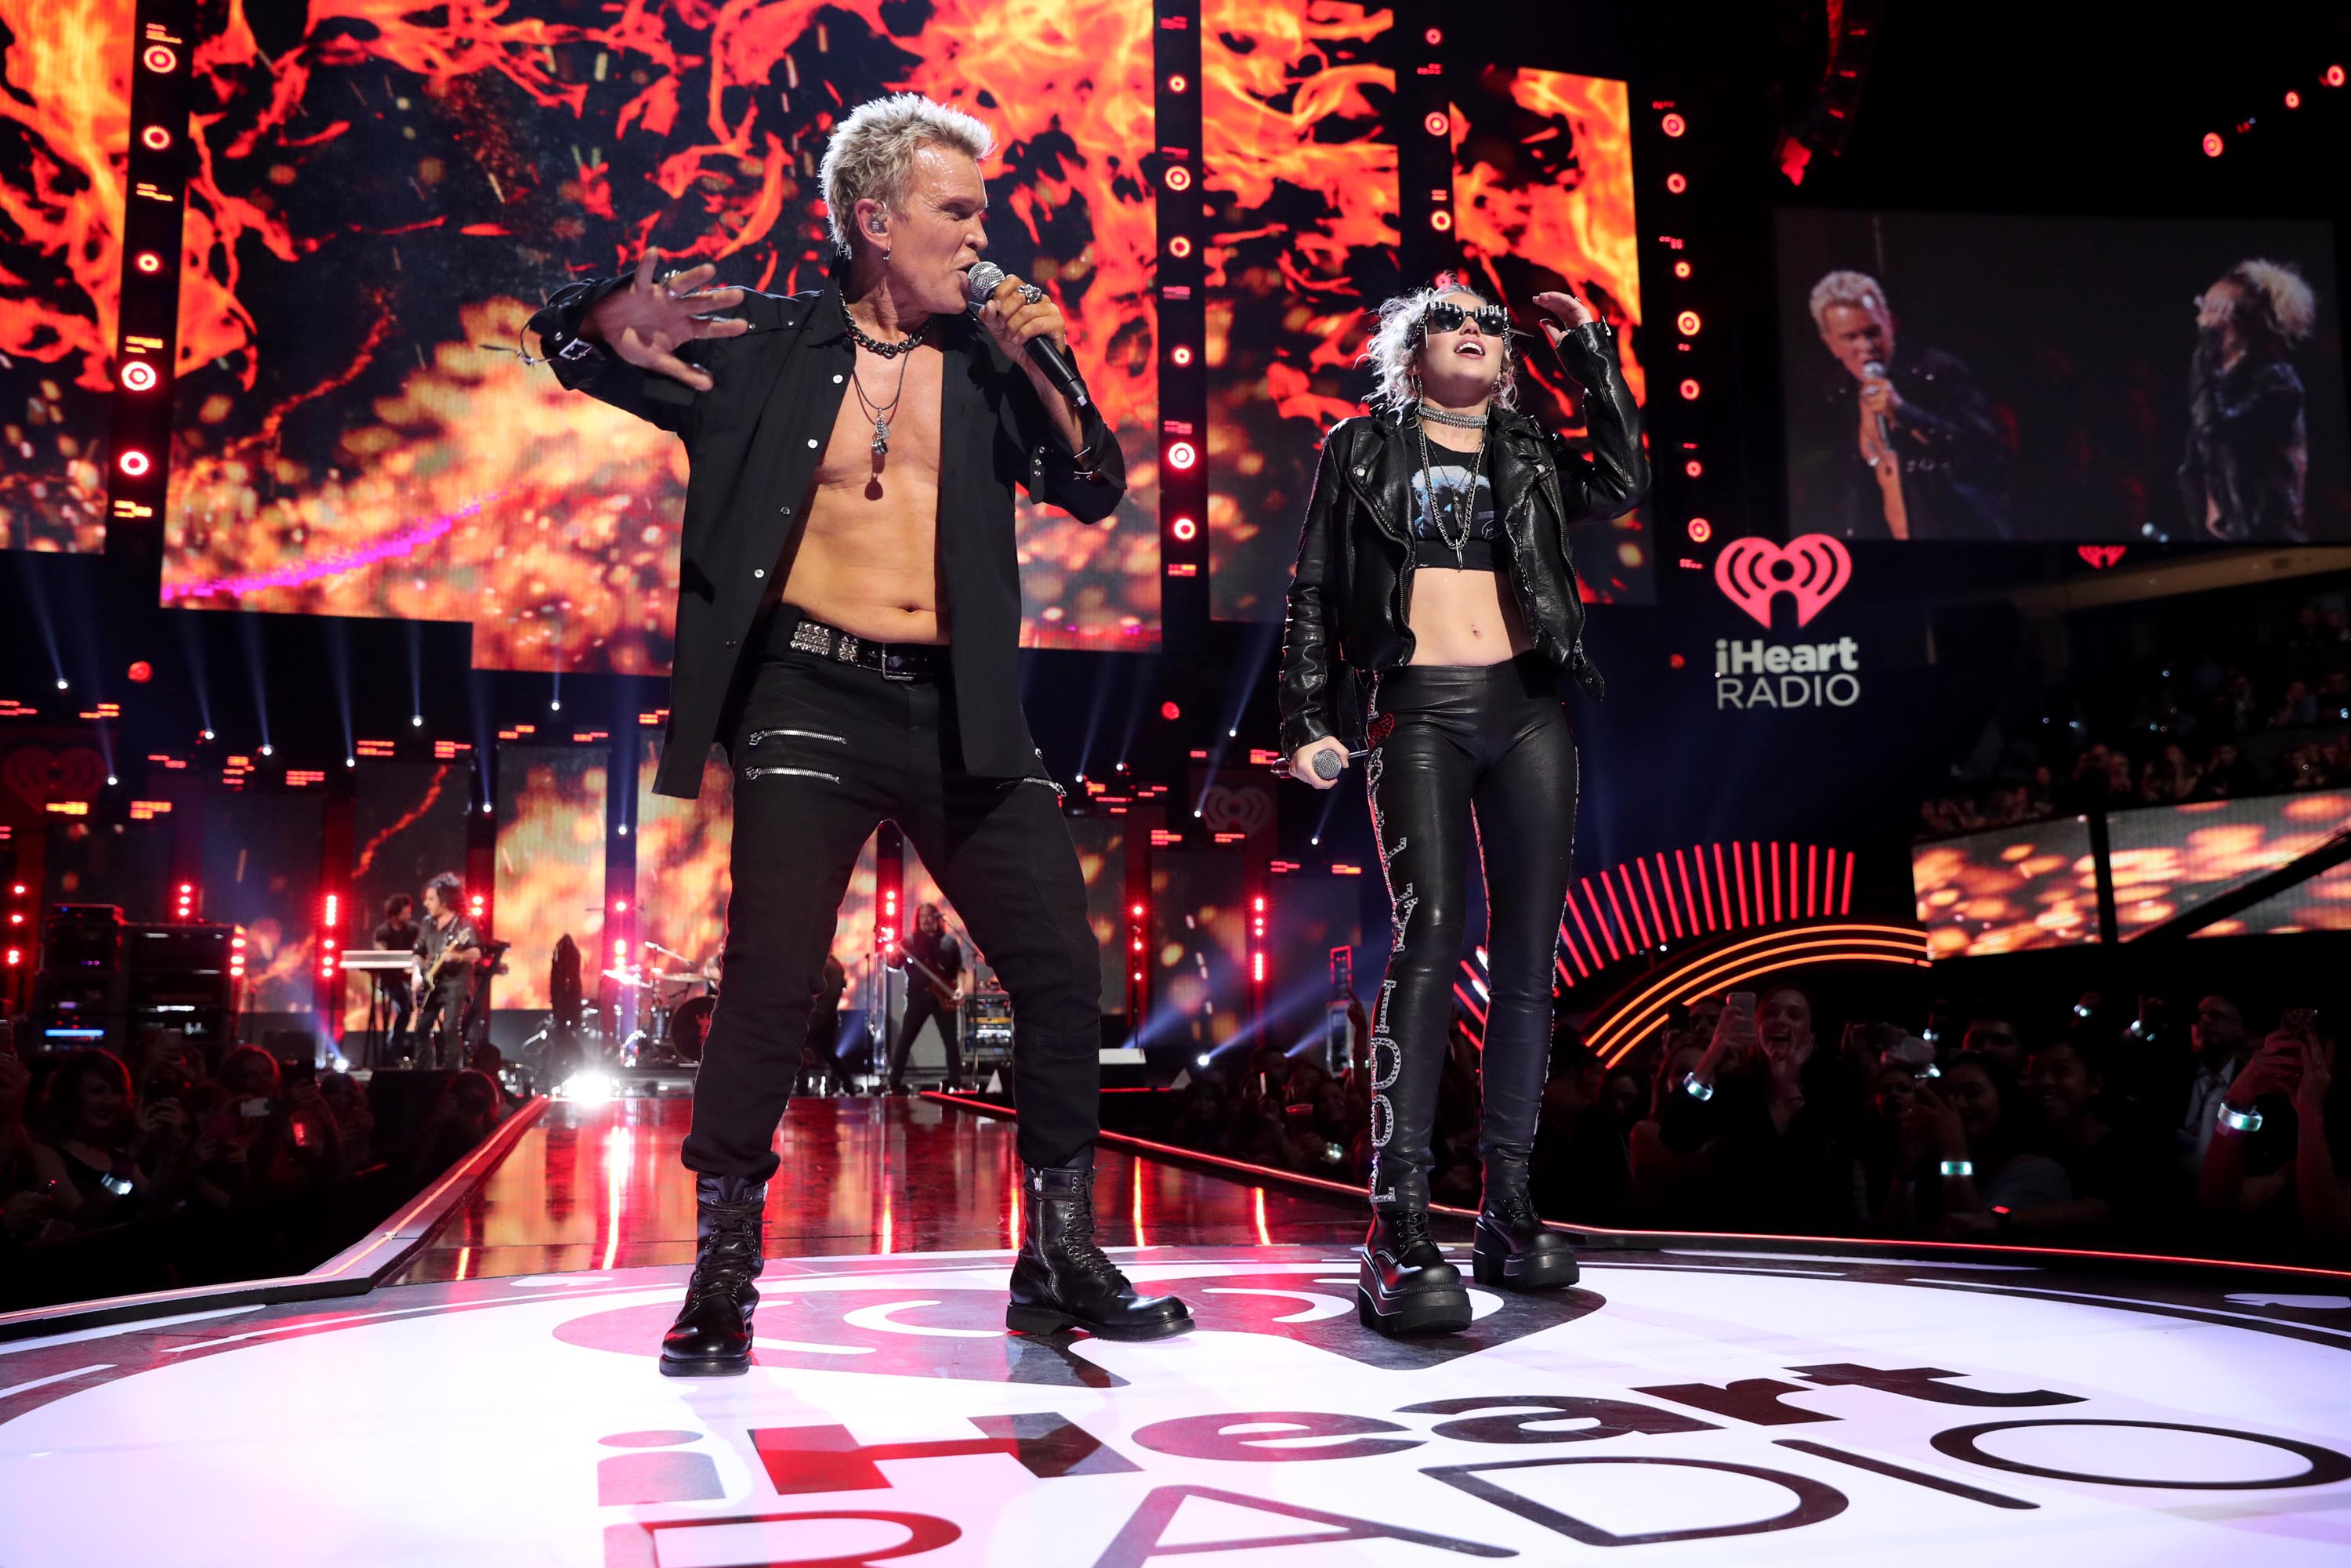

{"left": 1421, "top": 300, "right": 1510, "bottom": 338}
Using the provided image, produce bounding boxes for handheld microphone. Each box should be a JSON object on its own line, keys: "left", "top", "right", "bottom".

{"left": 965, "top": 262, "right": 1089, "bottom": 408}
{"left": 1861, "top": 360, "right": 1893, "bottom": 460}
{"left": 1270, "top": 746, "right": 1369, "bottom": 780}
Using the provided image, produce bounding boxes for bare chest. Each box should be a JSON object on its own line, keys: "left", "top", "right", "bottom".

{"left": 812, "top": 346, "right": 945, "bottom": 492}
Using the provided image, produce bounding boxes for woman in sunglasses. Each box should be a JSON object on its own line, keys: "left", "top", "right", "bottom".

{"left": 1278, "top": 277, "right": 1644, "bottom": 1336}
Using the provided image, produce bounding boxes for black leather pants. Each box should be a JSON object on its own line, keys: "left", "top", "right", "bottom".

{"left": 1363, "top": 654, "right": 1577, "bottom": 1208}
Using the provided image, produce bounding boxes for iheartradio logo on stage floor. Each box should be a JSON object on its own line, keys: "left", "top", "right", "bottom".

{"left": 1711, "top": 534, "right": 1862, "bottom": 710}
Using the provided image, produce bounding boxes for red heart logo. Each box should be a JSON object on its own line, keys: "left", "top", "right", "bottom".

{"left": 2077, "top": 545, "right": 2127, "bottom": 569}
{"left": 1714, "top": 534, "right": 1853, "bottom": 628}
{"left": 1199, "top": 784, "right": 1273, "bottom": 838}
{"left": 1, "top": 744, "right": 107, "bottom": 813}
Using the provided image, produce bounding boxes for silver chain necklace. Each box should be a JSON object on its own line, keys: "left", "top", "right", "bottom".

{"left": 1413, "top": 412, "right": 1489, "bottom": 567}
{"left": 1416, "top": 400, "right": 1490, "bottom": 429}
{"left": 849, "top": 330, "right": 920, "bottom": 457}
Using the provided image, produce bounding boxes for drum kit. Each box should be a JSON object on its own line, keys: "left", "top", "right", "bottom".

{"left": 602, "top": 940, "right": 720, "bottom": 1066}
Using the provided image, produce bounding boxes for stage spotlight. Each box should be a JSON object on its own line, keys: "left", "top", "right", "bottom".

{"left": 411, "top": 714, "right": 422, "bottom": 726}
{"left": 127, "top": 661, "right": 152, "bottom": 683}
{"left": 1665, "top": 173, "right": 1688, "bottom": 194}
{"left": 105, "top": 775, "right": 118, "bottom": 787}
{"left": 1163, "top": 165, "right": 1192, "bottom": 191}
{"left": 1192, "top": 808, "right": 1202, "bottom": 819}
{"left": 1168, "top": 235, "right": 1193, "bottom": 259}
{"left": 141, "top": 125, "right": 172, "bottom": 150}
{"left": 1424, "top": 27, "right": 1442, "bottom": 45}
{"left": 1429, "top": 211, "right": 1453, "bottom": 233}
{"left": 135, "top": 252, "right": 162, "bottom": 274}
{"left": 1227, "top": 726, "right": 1237, "bottom": 737}
{"left": 201, "top": 728, "right": 215, "bottom": 741}
{"left": 1687, "top": 517, "right": 1712, "bottom": 543}
{"left": 2203, "top": 132, "right": 2223, "bottom": 157}
{"left": 1166, "top": 440, "right": 1197, "bottom": 470}
{"left": 1171, "top": 516, "right": 1197, "bottom": 541}
{"left": 1684, "top": 460, "right": 1703, "bottom": 479}
{"left": 1424, "top": 112, "right": 1449, "bottom": 136}
{"left": 1679, "top": 378, "right": 1701, "bottom": 400}
{"left": 1310, "top": 835, "right": 1320, "bottom": 846}
{"left": 1172, "top": 345, "right": 1194, "bottom": 366}
{"left": 1196, "top": 1054, "right": 1212, "bottom": 1068}
{"left": 1675, "top": 310, "right": 1701, "bottom": 336}
{"left": 2287, "top": 90, "right": 2302, "bottom": 108}
{"left": 1161, "top": 701, "right": 1180, "bottom": 721}
{"left": 55, "top": 678, "right": 67, "bottom": 690}
{"left": 118, "top": 448, "right": 152, "bottom": 476}
{"left": 550, "top": 699, "right": 562, "bottom": 712}
{"left": 1674, "top": 260, "right": 1692, "bottom": 279}
{"left": 618, "top": 823, "right": 629, "bottom": 836}
{"left": 120, "top": 361, "right": 159, "bottom": 392}
{"left": 2327, "top": 65, "right": 2346, "bottom": 88}
{"left": 1661, "top": 113, "right": 1688, "bottom": 138}
{"left": 259, "top": 744, "right": 273, "bottom": 757}
{"left": 1166, "top": 72, "right": 1189, "bottom": 93}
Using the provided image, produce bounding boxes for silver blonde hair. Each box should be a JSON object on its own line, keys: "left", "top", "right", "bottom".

{"left": 1808, "top": 269, "right": 1889, "bottom": 331}
{"left": 819, "top": 92, "right": 994, "bottom": 259}
{"left": 1360, "top": 275, "right": 1519, "bottom": 412}
{"left": 2229, "top": 259, "right": 2318, "bottom": 344}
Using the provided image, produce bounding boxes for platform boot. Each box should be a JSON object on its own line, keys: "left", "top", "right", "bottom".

{"left": 1471, "top": 1155, "right": 1579, "bottom": 1291}
{"left": 659, "top": 1174, "right": 767, "bottom": 1376}
{"left": 1356, "top": 1161, "right": 1473, "bottom": 1336}
{"left": 1006, "top": 1154, "right": 1194, "bottom": 1339}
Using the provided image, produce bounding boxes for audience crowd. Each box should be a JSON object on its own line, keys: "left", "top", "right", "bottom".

{"left": 0, "top": 1026, "right": 514, "bottom": 1309}
{"left": 1919, "top": 591, "right": 2351, "bottom": 835}
{"left": 1154, "top": 977, "right": 2349, "bottom": 1267}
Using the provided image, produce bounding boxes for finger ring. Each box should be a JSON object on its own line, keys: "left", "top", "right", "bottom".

{"left": 1016, "top": 282, "right": 1046, "bottom": 305}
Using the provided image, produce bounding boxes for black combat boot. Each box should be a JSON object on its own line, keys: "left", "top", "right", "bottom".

{"left": 1356, "top": 1163, "right": 1472, "bottom": 1336}
{"left": 659, "top": 1174, "right": 767, "bottom": 1376}
{"left": 1006, "top": 1157, "right": 1194, "bottom": 1340}
{"left": 1471, "top": 1156, "right": 1579, "bottom": 1291}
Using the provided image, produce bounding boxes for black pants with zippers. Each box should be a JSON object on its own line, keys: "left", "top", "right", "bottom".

{"left": 683, "top": 643, "right": 1101, "bottom": 1179}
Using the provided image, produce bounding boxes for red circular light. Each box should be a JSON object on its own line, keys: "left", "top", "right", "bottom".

{"left": 141, "top": 125, "right": 172, "bottom": 150}
{"left": 1167, "top": 73, "right": 1189, "bottom": 94}
{"left": 1424, "top": 27, "right": 1443, "bottom": 45}
{"left": 1171, "top": 516, "right": 1197, "bottom": 541}
{"left": 1661, "top": 112, "right": 1687, "bottom": 138}
{"left": 1678, "top": 378, "right": 1701, "bottom": 401}
{"left": 1686, "top": 517, "right": 1712, "bottom": 543}
{"left": 135, "top": 252, "right": 162, "bottom": 274}
{"left": 1665, "top": 172, "right": 1688, "bottom": 194}
{"left": 127, "top": 661, "right": 153, "bottom": 683}
{"left": 1423, "top": 112, "right": 1449, "bottom": 137}
{"left": 120, "top": 360, "right": 158, "bottom": 392}
{"left": 1166, "top": 440, "right": 1197, "bottom": 470}
{"left": 1160, "top": 701, "right": 1181, "bottom": 722}
{"left": 142, "top": 44, "right": 177, "bottom": 72}
{"left": 118, "top": 448, "right": 152, "bottom": 476}
{"left": 2327, "top": 65, "right": 2346, "bottom": 88}
{"left": 1168, "top": 235, "right": 1192, "bottom": 259}
{"left": 1163, "top": 165, "right": 1192, "bottom": 191}
{"left": 1130, "top": 903, "right": 1144, "bottom": 918}
{"left": 1669, "top": 653, "right": 1686, "bottom": 669}
{"left": 2202, "top": 132, "right": 2223, "bottom": 157}
{"left": 1684, "top": 460, "right": 1703, "bottom": 480}
{"left": 1675, "top": 310, "right": 1701, "bottom": 336}
{"left": 1171, "top": 345, "right": 1194, "bottom": 366}
{"left": 2286, "top": 90, "right": 2302, "bottom": 109}
{"left": 1429, "top": 211, "right": 1453, "bottom": 233}
{"left": 1673, "top": 259, "right": 1692, "bottom": 279}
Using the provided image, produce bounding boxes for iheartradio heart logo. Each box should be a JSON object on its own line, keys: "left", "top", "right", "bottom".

{"left": 1198, "top": 783, "right": 1273, "bottom": 838}
{"left": 1715, "top": 534, "right": 1853, "bottom": 628}
{"left": 2, "top": 744, "right": 107, "bottom": 814}
{"left": 2078, "top": 545, "right": 2127, "bottom": 569}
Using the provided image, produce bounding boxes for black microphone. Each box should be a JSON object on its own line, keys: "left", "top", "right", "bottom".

{"left": 965, "top": 261, "right": 1089, "bottom": 409}
{"left": 1861, "top": 359, "right": 1893, "bottom": 461}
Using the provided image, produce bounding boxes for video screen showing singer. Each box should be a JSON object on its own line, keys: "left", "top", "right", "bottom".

{"left": 522, "top": 92, "right": 1191, "bottom": 1377}
{"left": 1789, "top": 269, "right": 2013, "bottom": 541}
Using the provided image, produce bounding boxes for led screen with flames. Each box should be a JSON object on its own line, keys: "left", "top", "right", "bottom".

{"left": 493, "top": 745, "right": 607, "bottom": 1011}
{"left": 2107, "top": 791, "right": 2351, "bottom": 940}
{"left": 1911, "top": 817, "right": 2099, "bottom": 959}
{"left": 0, "top": 0, "right": 132, "bottom": 552}
{"left": 154, "top": 2, "right": 1160, "bottom": 668}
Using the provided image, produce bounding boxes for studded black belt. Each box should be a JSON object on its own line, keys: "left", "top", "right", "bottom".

{"left": 766, "top": 613, "right": 948, "bottom": 680}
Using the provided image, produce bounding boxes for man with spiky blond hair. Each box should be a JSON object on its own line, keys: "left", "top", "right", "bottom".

{"left": 528, "top": 92, "right": 1191, "bottom": 1374}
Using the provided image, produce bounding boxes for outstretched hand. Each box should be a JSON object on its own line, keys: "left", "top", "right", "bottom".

{"left": 581, "top": 250, "right": 750, "bottom": 393}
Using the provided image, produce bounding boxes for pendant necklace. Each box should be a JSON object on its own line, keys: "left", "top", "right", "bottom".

{"left": 1413, "top": 404, "right": 1489, "bottom": 567}
{"left": 846, "top": 315, "right": 927, "bottom": 456}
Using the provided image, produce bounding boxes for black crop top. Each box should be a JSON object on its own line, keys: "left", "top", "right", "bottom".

{"left": 1407, "top": 458, "right": 1498, "bottom": 570}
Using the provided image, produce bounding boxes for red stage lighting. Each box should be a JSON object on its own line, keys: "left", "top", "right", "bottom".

{"left": 1661, "top": 112, "right": 1687, "bottom": 137}
{"left": 118, "top": 448, "right": 153, "bottom": 476}
{"left": 1429, "top": 211, "right": 1453, "bottom": 232}
{"left": 1423, "top": 112, "right": 1449, "bottom": 137}
{"left": 1675, "top": 310, "right": 1701, "bottom": 336}
{"left": 127, "top": 661, "right": 152, "bottom": 683}
{"left": 1673, "top": 260, "right": 1692, "bottom": 279}
{"left": 1172, "top": 345, "right": 1193, "bottom": 366}
{"left": 612, "top": 897, "right": 628, "bottom": 913}
{"left": 1166, "top": 72, "right": 1189, "bottom": 93}
{"left": 1166, "top": 441, "right": 1197, "bottom": 470}
{"left": 1684, "top": 460, "right": 1703, "bottom": 479}
{"left": 135, "top": 252, "right": 162, "bottom": 273}
{"left": 1665, "top": 172, "right": 1688, "bottom": 194}
{"left": 2202, "top": 132, "right": 2224, "bottom": 157}
{"left": 1130, "top": 903, "right": 1144, "bottom": 918}
{"left": 1160, "top": 701, "right": 1181, "bottom": 722}
{"left": 1163, "top": 165, "right": 1192, "bottom": 191}
{"left": 142, "top": 43, "right": 177, "bottom": 72}
{"left": 120, "top": 361, "right": 158, "bottom": 392}
{"left": 1678, "top": 378, "right": 1701, "bottom": 400}
{"left": 1171, "top": 516, "right": 1197, "bottom": 541}
{"left": 141, "top": 125, "right": 172, "bottom": 150}
{"left": 1168, "top": 235, "right": 1192, "bottom": 259}
{"left": 1424, "top": 27, "right": 1442, "bottom": 45}
{"left": 2327, "top": 65, "right": 2346, "bottom": 88}
{"left": 2286, "top": 90, "right": 2302, "bottom": 108}
{"left": 1686, "top": 518, "right": 1712, "bottom": 543}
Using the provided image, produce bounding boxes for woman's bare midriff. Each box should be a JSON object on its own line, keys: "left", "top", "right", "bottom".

{"left": 1407, "top": 567, "right": 1534, "bottom": 665}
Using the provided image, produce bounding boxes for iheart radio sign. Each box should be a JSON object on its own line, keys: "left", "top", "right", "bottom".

{"left": 1708, "top": 534, "right": 1861, "bottom": 712}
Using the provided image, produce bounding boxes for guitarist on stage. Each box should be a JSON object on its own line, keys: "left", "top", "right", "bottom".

{"left": 886, "top": 902, "right": 966, "bottom": 1095}
{"left": 409, "top": 873, "right": 483, "bottom": 1070}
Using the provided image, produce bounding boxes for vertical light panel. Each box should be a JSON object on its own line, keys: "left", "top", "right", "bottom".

{"left": 494, "top": 744, "right": 606, "bottom": 1010}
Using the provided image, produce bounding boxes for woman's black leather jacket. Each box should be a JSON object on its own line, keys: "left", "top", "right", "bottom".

{"left": 1277, "top": 319, "right": 1646, "bottom": 755}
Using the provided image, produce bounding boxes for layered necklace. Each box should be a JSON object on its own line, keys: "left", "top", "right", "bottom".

{"left": 1412, "top": 401, "right": 1491, "bottom": 567}
{"left": 846, "top": 311, "right": 929, "bottom": 456}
